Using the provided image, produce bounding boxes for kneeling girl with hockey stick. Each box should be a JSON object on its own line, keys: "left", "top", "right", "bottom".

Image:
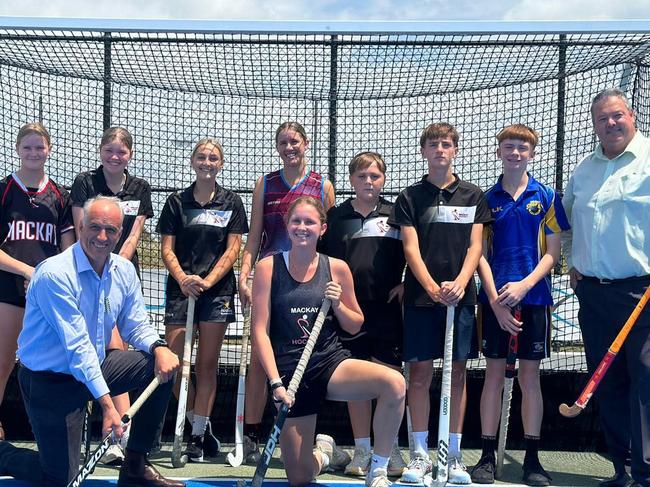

{"left": 251, "top": 196, "right": 405, "bottom": 487}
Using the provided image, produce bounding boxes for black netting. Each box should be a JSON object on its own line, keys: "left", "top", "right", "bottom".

{"left": 2, "top": 28, "right": 649, "bottom": 377}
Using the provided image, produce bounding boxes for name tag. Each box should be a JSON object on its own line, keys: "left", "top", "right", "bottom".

{"left": 119, "top": 200, "right": 141, "bottom": 216}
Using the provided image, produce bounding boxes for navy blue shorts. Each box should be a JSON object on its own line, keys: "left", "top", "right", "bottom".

{"left": 339, "top": 300, "right": 403, "bottom": 367}
{"left": 403, "top": 305, "right": 478, "bottom": 362}
{"left": 164, "top": 293, "right": 236, "bottom": 325}
{"left": 278, "top": 350, "right": 350, "bottom": 418}
{"left": 478, "top": 304, "right": 551, "bottom": 360}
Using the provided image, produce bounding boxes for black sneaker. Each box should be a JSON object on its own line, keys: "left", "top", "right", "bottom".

{"left": 203, "top": 421, "right": 221, "bottom": 458}
{"left": 471, "top": 455, "right": 496, "bottom": 484}
{"left": 244, "top": 435, "right": 262, "bottom": 464}
{"left": 186, "top": 435, "right": 206, "bottom": 463}
{"left": 522, "top": 459, "right": 552, "bottom": 487}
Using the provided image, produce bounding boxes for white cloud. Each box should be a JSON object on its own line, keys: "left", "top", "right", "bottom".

{"left": 503, "top": 0, "right": 650, "bottom": 20}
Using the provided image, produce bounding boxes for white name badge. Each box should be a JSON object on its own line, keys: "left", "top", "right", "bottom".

{"left": 119, "top": 200, "right": 141, "bottom": 216}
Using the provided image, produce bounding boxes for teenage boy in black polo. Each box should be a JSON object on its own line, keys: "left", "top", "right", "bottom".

{"left": 389, "top": 123, "right": 492, "bottom": 485}
{"left": 319, "top": 151, "right": 407, "bottom": 478}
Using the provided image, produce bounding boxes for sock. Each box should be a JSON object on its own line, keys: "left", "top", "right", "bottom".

{"left": 449, "top": 432, "right": 462, "bottom": 459}
{"left": 523, "top": 435, "right": 540, "bottom": 465}
{"left": 191, "top": 414, "right": 209, "bottom": 436}
{"left": 244, "top": 422, "right": 262, "bottom": 443}
{"left": 316, "top": 449, "right": 330, "bottom": 473}
{"left": 480, "top": 435, "right": 496, "bottom": 459}
{"left": 411, "top": 431, "right": 428, "bottom": 457}
{"left": 186, "top": 409, "right": 194, "bottom": 424}
{"left": 355, "top": 437, "right": 372, "bottom": 452}
{"left": 370, "top": 453, "right": 389, "bottom": 475}
{"left": 119, "top": 425, "right": 130, "bottom": 450}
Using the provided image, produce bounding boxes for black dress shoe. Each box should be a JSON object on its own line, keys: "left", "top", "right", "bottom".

{"left": 599, "top": 472, "right": 632, "bottom": 487}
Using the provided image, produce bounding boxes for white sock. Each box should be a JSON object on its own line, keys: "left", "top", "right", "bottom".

{"left": 118, "top": 425, "right": 130, "bottom": 449}
{"left": 412, "top": 431, "right": 428, "bottom": 457}
{"left": 191, "top": 414, "right": 209, "bottom": 436}
{"left": 186, "top": 409, "right": 194, "bottom": 424}
{"left": 317, "top": 450, "right": 330, "bottom": 472}
{"left": 355, "top": 437, "right": 372, "bottom": 452}
{"left": 449, "top": 432, "right": 462, "bottom": 459}
{"left": 370, "top": 453, "right": 389, "bottom": 475}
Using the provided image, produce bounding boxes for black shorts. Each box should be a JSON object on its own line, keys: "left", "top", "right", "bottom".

{"left": 478, "top": 304, "right": 551, "bottom": 360}
{"left": 403, "top": 305, "right": 478, "bottom": 362}
{"left": 0, "top": 272, "right": 26, "bottom": 308}
{"left": 164, "top": 293, "right": 236, "bottom": 325}
{"left": 338, "top": 300, "right": 402, "bottom": 367}
{"left": 278, "top": 350, "right": 350, "bottom": 418}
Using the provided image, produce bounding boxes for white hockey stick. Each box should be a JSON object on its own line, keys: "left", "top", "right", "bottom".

{"left": 435, "top": 306, "right": 455, "bottom": 485}
{"left": 171, "top": 296, "right": 196, "bottom": 468}
{"left": 227, "top": 299, "right": 252, "bottom": 467}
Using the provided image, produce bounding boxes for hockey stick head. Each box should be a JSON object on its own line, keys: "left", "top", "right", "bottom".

{"left": 559, "top": 402, "right": 583, "bottom": 418}
{"left": 171, "top": 453, "right": 188, "bottom": 468}
{"left": 227, "top": 449, "right": 244, "bottom": 467}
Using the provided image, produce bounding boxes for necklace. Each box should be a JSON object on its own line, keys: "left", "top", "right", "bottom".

{"left": 12, "top": 172, "right": 49, "bottom": 208}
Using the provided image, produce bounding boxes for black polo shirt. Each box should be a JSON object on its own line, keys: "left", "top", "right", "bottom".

{"left": 157, "top": 182, "right": 249, "bottom": 299}
{"left": 319, "top": 196, "right": 405, "bottom": 303}
{"left": 70, "top": 167, "right": 154, "bottom": 272}
{"left": 389, "top": 174, "right": 492, "bottom": 307}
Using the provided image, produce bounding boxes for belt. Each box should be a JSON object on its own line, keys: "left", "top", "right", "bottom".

{"left": 581, "top": 274, "right": 650, "bottom": 285}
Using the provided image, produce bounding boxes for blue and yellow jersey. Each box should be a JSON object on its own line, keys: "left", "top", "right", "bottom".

{"left": 479, "top": 173, "right": 570, "bottom": 306}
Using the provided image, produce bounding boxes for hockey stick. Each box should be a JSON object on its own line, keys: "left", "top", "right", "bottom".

{"left": 227, "top": 297, "right": 252, "bottom": 467}
{"left": 435, "top": 305, "right": 455, "bottom": 485}
{"left": 171, "top": 296, "right": 196, "bottom": 468}
{"left": 560, "top": 282, "right": 650, "bottom": 418}
{"left": 496, "top": 306, "right": 521, "bottom": 479}
{"left": 249, "top": 298, "right": 332, "bottom": 487}
{"left": 67, "top": 377, "right": 160, "bottom": 487}
{"left": 80, "top": 401, "right": 93, "bottom": 465}
{"left": 404, "top": 362, "right": 414, "bottom": 457}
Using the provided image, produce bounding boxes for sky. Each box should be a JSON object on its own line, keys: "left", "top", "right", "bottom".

{"left": 0, "top": 0, "right": 650, "bottom": 22}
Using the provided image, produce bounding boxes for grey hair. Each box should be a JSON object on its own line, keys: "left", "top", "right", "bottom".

{"left": 591, "top": 88, "right": 633, "bottom": 115}
{"left": 82, "top": 195, "right": 124, "bottom": 225}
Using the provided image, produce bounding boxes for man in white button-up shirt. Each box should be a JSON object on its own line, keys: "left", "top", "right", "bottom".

{"left": 563, "top": 88, "right": 650, "bottom": 487}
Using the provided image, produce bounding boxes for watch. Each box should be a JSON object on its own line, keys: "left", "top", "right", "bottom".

{"left": 149, "top": 339, "right": 168, "bottom": 354}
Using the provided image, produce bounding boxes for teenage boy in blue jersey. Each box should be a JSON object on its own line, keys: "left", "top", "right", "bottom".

{"left": 473, "top": 124, "right": 570, "bottom": 486}
{"left": 389, "top": 123, "right": 492, "bottom": 485}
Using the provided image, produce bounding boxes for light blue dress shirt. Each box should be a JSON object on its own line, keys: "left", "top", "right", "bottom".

{"left": 17, "top": 242, "right": 159, "bottom": 399}
{"left": 562, "top": 131, "right": 650, "bottom": 279}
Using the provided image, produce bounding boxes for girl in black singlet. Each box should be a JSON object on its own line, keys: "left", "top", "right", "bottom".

{"left": 252, "top": 196, "right": 406, "bottom": 487}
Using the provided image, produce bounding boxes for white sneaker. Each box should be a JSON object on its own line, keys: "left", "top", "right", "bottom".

{"left": 101, "top": 443, "right": 124, "bottom": 465}
{"left": 345, "top": 446, "right": 372, "bottom": 476}
{"left": 387, "top": 444, "right": 407, "bottom": 477}
{"left": 447, "top": 456, "right": 471, "bottom": 485}
{"left": 315, "top": 434, "right": 351, "bottom": 471}
{"left": 400, "top": 452, "right": 433, "bottom": 483}
{"left": 366, "top": 467, "right": 392, "bottom": 487}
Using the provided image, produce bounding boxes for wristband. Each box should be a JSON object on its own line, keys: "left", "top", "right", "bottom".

{"left": 269, "top": 379, "right": 284, "bottom": 390}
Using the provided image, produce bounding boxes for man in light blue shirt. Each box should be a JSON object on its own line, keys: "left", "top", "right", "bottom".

{"left": 3, "top": 196, "right": 183, "bottom": 487}
{"left": 563, "top": 88, "right": 650, "bottom": 487}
